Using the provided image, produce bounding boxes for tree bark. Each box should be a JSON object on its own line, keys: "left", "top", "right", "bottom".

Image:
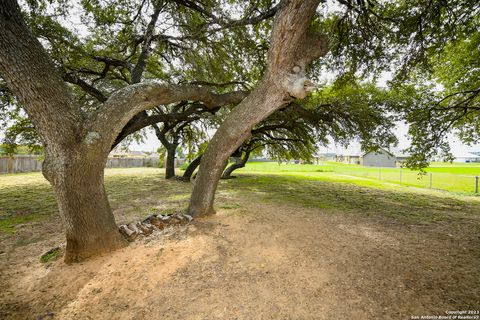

{"left": 182, "top": 154, "right": 203, "bottom": 182}
{"left": 45, "top": 151, "right": 126, "bottom": 263}
{"left": 188, "top": 0, "right": 328, "bottom": 217}
{"left": 222, "top": 150, "right": 251, "bottom": 179}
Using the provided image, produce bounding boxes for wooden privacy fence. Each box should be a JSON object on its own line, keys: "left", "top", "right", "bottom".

{"left": 0, "top": 155, "right": 43, "bottom": 173}
{"left": 106, "top": 157, "right": 160, "bottom": 168}
{"left": 0, "top": 155, "right": 162, "bottom": 174}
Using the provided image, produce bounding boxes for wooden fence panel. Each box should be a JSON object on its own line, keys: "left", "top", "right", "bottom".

{"left": 0, "top": 156, "right": 161, "bottom": 174}
{"left": 0, "top": 156, "right": 43, "bottom": 173}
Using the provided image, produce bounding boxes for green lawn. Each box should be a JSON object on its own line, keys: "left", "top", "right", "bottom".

{"left": 238, "top": 161, "right": 480, "bottom": 194}
{"left": 1, "top": 164, "right": 480, "bottom": 234}
{"left": 0, "top": 168, "right": 192, "bottom": 233}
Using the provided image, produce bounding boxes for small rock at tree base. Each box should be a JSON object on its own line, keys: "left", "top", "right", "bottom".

{"left": 119, "top": 212, "right": 194, "bottom": 242}
{"left": 159, "top": 215, "right": 171, "bottom": 222}
{"left": 127, "top": 223, "right": 141, "bottom": 235}
{"left": 147, "top": 215, "right": 166, "bottom": 229}
{"left": 136, "top": 222, "right": 153, "bottom": 235}
{"left": 119, "top": 225, "right": 137, "bottom": 241}
{"left": 169, "top": 214, "right": 183, "bottom": 224}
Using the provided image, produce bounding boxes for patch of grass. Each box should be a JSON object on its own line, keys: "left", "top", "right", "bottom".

{"left": 220, "top": 173, "right": 480, "bottom": 223}
{"left": 160, "top": 208, "right": 183, "bottom": 215}
{"left": 166, "top": 194, "right": 190, "bottom": 201}
{"left": 0, "top": 168, "right": 193, "bottom": 233}
{"left": 238, "top": 162, "right": 480, "bottom": 194}
{"left": 1, "top": 166, "right": 479, "bottom": 235}
{"left": 218, "top": 203, "right": 242, "bottom": 210}
{"left": 0, "top": 214, "right": 42, "bottom": 233}
{"left": 40, "top": 247, "right": 61, "bottom": 263}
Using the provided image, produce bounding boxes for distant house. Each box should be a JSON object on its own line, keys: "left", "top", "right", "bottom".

{"left": 395, "top": 153, "right": 410, "bottom": 162}
{"left": 335, "top": 153, "right": 361, "bottom": 165}
{"left": 360, "top": 149, "right": 396, "bottom": 167}
{"left": 394, "top": 153, "right": 410, "bottom": 166}
{"left": 313, "top": 153, "right": 336, "bottom": 163}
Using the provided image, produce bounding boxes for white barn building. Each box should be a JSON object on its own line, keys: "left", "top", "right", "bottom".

{"left": 360, "top": 149, "right": 396, "bottom": 167}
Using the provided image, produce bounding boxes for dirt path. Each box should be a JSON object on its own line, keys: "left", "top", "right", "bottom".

{"left": 1, "top": 197, "right": 479, "bottom": 319}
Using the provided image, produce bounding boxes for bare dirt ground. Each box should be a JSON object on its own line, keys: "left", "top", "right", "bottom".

{"left": 1, "top": 191, "right": 479, "bottom": 320}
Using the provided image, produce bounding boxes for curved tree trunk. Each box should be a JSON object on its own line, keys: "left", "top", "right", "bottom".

{"left": 221, "top": 158, "right": 243, "bottom": 179}
{"left": 42, "top": 148, "right": 126, "bottom": 263}
{"left": 182, "top": 154, "right": 203, "bottom": 182}
{"left": 165, "top": 145, "right": 177, "bottom": 179}
{"left": 222, "top": 150, "right": 251, "bottom": 179}
{"left": 188, "top": 0, "right": 328, "bottom": 217}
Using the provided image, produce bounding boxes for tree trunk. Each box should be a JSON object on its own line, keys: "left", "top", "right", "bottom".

{"left": 43, "top": 150, "right": 126, "bottom": 263}
{"left": 188, "top": 0, "right": 328, "bottom": 217}
{"left": 182, "top": 154, "right": 203, "bottom": 182}
{"left": 165, "top": 145, "right": 177, "bottom": 179}
{"left": 222, "top": 150, "right": 251, "bottom": 179}
{"left": 188, "top": 80, "right": 284, "bottom": 216}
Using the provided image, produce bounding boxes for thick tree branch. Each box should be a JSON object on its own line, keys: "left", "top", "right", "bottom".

{"left": 186, "top": 80, "right": 251, "bottom": 90}
{"left": 92, "top": 56, "right": 133, "bottom": 71}
{"left": 90, "top": 82, "right": 248, "bottom": 151}
{"left": 112, "top": 103, "right": 207, "bottom": 148}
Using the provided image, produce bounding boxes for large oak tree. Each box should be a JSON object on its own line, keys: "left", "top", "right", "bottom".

{"left": 0, "top": 0, "right": 247, "bottom": 262}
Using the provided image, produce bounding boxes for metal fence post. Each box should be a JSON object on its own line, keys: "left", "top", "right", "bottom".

{"left": 378, "top": 168, "right": 381, "bottom": 180}
{"left": 399, "top": 168, "right": 402, "bottom": 183}
{"left": 476, "top": 176, "right": 479, "bottom": 193}
{"left": 429, "top": 172, "right": 432, "bottom": 188}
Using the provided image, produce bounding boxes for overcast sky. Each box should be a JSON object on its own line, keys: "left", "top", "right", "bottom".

{"left": 126, "top": 120, "right": 480, "bottom": 156}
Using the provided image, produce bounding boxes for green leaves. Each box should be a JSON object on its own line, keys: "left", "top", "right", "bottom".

{"left": 304, "top": 80, "right": 399, "bottom": 152}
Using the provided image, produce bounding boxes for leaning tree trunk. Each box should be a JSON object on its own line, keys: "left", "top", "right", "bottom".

{"left": 42, "top": 147, "right": 126, "bottom": 263}
{"left": 182, "top": 154, "right": 203, "bottom": 182}
{"left": 188, "top": 0, "right": 328, "bottom": 217}
{"left": 222, "top": 150, "right": 251, "bottom": 179}
{"left": 165, "top": 145, "right": 177, "bottom": 179}
{"left": 188, "top": 81, "right": 284, "bottom": 215}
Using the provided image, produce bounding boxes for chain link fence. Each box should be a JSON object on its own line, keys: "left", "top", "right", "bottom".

{"left": 326, "top": 165, "right": 480, "bottom": 194}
